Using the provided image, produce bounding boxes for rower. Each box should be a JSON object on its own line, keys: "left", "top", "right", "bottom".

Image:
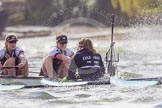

{"left": 39, "top": 33, "right": 74, "bottom": 80}
{"left": 0, "top": 33, "right": 29, "bottom": 77}
{"left": 68, "top": 38, "right": 105, "bottom": 81}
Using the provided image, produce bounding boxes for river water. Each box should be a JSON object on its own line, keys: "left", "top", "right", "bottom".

{"left": 1, "top": 25, "right": 162, "bottom": 108}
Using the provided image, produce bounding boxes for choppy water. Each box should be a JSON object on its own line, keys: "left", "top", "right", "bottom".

{"left": 1, "top": 25, "right": 162, "bottom": 108}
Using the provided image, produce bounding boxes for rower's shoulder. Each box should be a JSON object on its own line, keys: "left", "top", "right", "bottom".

{"left": 49, "top": 46, "right": 59, "bottom": 51}
{"left": 0, "top": 48, "right": 4, "bottom": 52}
{"left": 66, "top": 47, "right": 73, "bottom": 52}
{"left": 0, "top": 48, "right": 5, "bottom": 56}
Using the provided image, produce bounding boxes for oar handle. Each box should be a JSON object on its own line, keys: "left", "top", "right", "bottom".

{"left": 2, "top": 66, "right": 19, "bottom": 69}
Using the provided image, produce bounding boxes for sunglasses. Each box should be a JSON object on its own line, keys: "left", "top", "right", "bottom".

{"left": 59, "top": 42, "right": 67, "bottom": 44}
{"left": 9, "top": 41, "right": 17, "bottom": 44}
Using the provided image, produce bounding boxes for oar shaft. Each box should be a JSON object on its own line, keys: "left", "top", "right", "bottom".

{"left": 111, "top": 14, "right": 114, "bottom": 43}
{"left": 110, "top": 14, "right": 115, "bottom": 65}
{"left": 2, "top": 66, "right": 19, "bottom": 69}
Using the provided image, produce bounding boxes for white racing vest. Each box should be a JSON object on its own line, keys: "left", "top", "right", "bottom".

{"left": 0, "top": 47, "right": 24, "bottom": 64}
{"left": 47, "top": 46, "right": 74, "bottom": 57}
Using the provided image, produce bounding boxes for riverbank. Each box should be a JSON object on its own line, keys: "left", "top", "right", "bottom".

{"left": 0, "top": 25, "right": 52, "bottom": 40}
{"left": 1, "top": 25, "right": 161, "bottom": 41}
{"left": 0, "top": 25, "right": 128, "bottom": 41}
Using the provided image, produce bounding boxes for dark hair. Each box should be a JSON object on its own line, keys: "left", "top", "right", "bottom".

{"left": 78, "top": 38, "right": 96, "bottom": 54}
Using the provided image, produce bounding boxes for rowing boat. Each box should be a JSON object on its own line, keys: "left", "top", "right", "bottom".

{"left": 0, "top": 75, "right": 110, "bottom": 86}
{"left": 41, "top": 77, "right": 161, "bottom": 87}
{"left": 110, "top": 76, "right": 160, "bottom": 87}
{"left": 0, "top": 74, "right": 162, "bottom": 90}
{"left": 0, "top": 84, "right": 25, "bottom": 91}
{"left": 41, "top": 78, "right": 111, "bottom": 87}
{"left": 0, "top": 75, "right": 46, "bottom": 88}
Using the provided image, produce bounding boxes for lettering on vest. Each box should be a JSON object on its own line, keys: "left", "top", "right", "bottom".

{"left": 93, "top": 56, "right": 100, "bottom": 60}
{"left": 82, "top": 56, "right": 91, "bottom": 60}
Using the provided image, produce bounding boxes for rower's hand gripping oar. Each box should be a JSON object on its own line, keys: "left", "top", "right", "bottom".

{"left": 2, "top": 66, "right": 19, "bottom": 69}
{"left": 105, "top": 14, "right": 119, "bottom": 76}
{"left": 0, "top": 66, "right": 18, "bottom": 75}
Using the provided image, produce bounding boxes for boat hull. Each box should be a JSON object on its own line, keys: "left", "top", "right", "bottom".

{"left": 0, "top": 76, "right": 46, "bottom": 88}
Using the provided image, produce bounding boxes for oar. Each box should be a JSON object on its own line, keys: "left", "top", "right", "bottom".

{"left": 107, "top": 14, "right": 116, "bottom": 76}
{"left": 2, "top": 66, "right": 19, "bottom": 69}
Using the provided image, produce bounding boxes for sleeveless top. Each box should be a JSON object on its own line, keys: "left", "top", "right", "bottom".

{"left": 47, "top": 46, "right": 74, "bottom": 72}
{"left": 0, "top": 47, "right": 24, "bottom": 65}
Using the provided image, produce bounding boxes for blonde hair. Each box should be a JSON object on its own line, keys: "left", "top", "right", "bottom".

{"left": 5, "top": 33, "right": 17, "bottom": 41}
{"left": 56, "top": 33, "right": 66, "bottom": 39}
{"left": 4, "top": 33, "right": 17, "bottom": 53}
{"left": 78, "top": 38, "right": 96, "bottom": 54}
{"left": 56, "top": 33, "right": 62, "bottom": 39}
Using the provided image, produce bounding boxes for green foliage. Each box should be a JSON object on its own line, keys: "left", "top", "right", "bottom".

{"left": 26, "top": 0, "right": 54, "bottom": 25}
{"left": 5, "top": 0, "right": 162, "bottom": 25}
{"left": 25, "top": 0, "right": 94, "bottom": 25}
{"left": 111, "top": 0, "right": 162, "bottom": 17}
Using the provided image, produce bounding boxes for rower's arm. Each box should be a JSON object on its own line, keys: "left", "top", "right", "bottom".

{"left": 56, "top": 54, "right": 71, "bottom": 63}
{"left": 68, "top": 57, "right": 78, "bottom": 79}
{"left": 19, "top": 52, "right": 27, "bottom": 66}
{"left": 0, "top": 58, "right": 2, "bottom": 70}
